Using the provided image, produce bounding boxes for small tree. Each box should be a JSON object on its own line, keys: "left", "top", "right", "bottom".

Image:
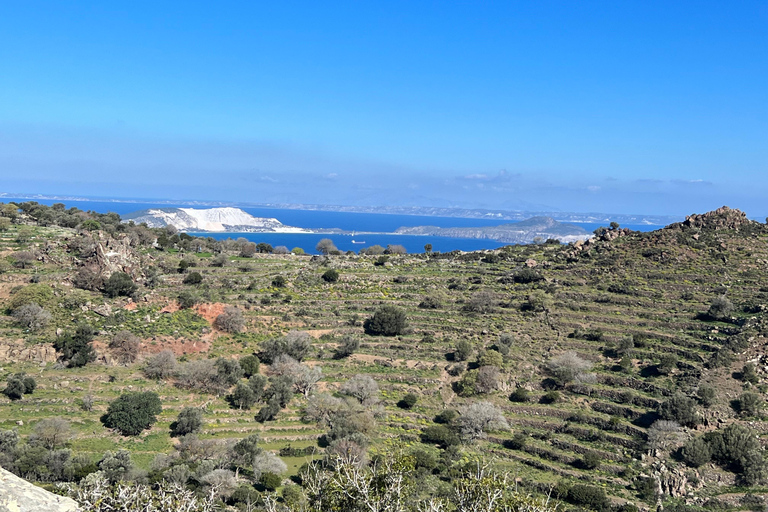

{"left": 12, "top": 303, "right": 52, "bottom": 331}
{"left": 12, "top": 251, "right": 36, "bottom": 269}
{"left": 104, "top": 272, "right": 137, "bottom": 298}
{"left": 316, "top": 239, "right": 338, "bottom": 255}
{"left": 2, "top": 373, "right": 36, "bottom": 400}
{"left": 334, "top": 335, "right": 360, "bottom": 359}
{"left": 54, "top": 324, "right": 96, "bottom": 368}
{"left": 453, "top": 340, "right": 474, "bottom": 362}
{"left": 364, "top": 305, "right": 407, "bottom": 336}
{"left": 706, "top": 296, "right": 734, "bottom": 320}
{"left": 397, "top": 393, "right": 418, "bottom": 409}
{"left": 458, "top": 401, "right": 509, "bottom": 441}
{"left": 182, "top": 272, "right": 203, "bottom": 285}
{"left": 734, "top": 391, "right": 763, "bottom": 417}
{"left": 102, "top": 391, "right": 162, "bottom": 436}
{"left": 546, "top": 351, "right": 593, "bottom": 387}
{"left": 214, "top": 306, "right": 246, "bottom": 333}
{"left": 109, "top": 330, "right": 141, "bottom": 364}
{"left": 240, "top": 355, "right": 260, "bottom": 378}
{"left": 647, "top": 420, "right": 683, "bottom": 452}
{"left": 30, "top": 418, "right": 73, "bottom": 450}
{"left": 260, "top": 331, "right": 313, "bottom": 363}
{"left": 322, "top": 269, "right": 340, "bottom": 282}
{"left": 143, "top": 350, "right": 177, "bottom": 379}
{"left": 681, "top": 436, "right": 711, "bottom": 468}
{"left": 658, "top": 393, "right": 699, "bottom": 428}
{"left": 229, "top": 381, "right": 258, "bottom": 410}
{"left": 171, "top": 407, "right": 204, "bottom": 437}
{"left": 340, "top": 374, "right": 379, "bottom": 405}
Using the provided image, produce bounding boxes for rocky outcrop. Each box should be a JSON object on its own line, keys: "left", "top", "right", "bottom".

{"left": 0, "top": 340, "right": 57, "bottom": 363}
{"left": 94, "top": 234, "right": 143, "bottom": 280}
{"left": 646, "top": 461, "right": 701, "bottom": 498}
{"left": 0, "top": 466, "right": 79, "bottom": 512}
{"left": 677, "top": 206, "right": 752, "bottom": 231}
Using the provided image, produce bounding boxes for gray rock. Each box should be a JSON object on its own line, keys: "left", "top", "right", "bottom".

{"left": 0, "top": 466, "right": 79, "bottom": 512}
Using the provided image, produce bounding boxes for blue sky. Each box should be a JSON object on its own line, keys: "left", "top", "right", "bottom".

{"left": 1, "top": 1, "right": 766, "bottom": 216}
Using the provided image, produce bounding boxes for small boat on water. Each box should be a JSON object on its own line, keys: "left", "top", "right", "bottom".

{"left": 351, "top": 240, "right": 365, "bottom": 244}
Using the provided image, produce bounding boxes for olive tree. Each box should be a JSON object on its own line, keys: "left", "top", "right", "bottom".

{"left": 546, "top": 351, "right": 593, "bottom": 387}
{"left": 458, "top": 401, "right": 509, "bottom": 441}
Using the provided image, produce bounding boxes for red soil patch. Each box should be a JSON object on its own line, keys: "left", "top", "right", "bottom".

{"left": 194, "top": 303, "right": 227, "bottom": 324}
{"left": 160, "top": 302, "right": 180, "bottom": 314}
{"left": 123, "top": 302, "right": 138, "bottom": 311}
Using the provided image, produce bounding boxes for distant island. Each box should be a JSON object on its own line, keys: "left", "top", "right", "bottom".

{"left": 123, "top": 207, "right": 591, "bottom": 244}
{"left": 394, "top": 216, "right": 591, "bottom": 243}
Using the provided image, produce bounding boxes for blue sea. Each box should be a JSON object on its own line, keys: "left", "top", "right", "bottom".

{"left": 3, "top": 197, "right": 665, "bottom": 254}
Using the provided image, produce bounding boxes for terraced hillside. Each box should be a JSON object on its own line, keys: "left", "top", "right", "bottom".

{"left": 0, "top": 202, "right": 767, "bottom": 512}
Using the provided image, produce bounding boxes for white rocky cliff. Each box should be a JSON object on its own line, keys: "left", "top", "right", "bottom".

{"left": 0, "top": 466, "right": 79, "bottom": 512}
{"left": 123, "top": 207, "right": 308, "bottom": 233}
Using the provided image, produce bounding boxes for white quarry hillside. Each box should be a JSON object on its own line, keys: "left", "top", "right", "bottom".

{"left": 123, "top": 207, "right": 309, "bottom": 233}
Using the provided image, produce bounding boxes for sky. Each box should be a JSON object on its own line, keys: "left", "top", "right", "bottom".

{"left": 0, "top": 1, "right": 766, "bottom": 217}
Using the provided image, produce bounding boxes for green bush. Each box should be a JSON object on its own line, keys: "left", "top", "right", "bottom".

{"left": 421, "top": 425, "right": 460, "bottom": 448}
{"left": 398, "top": 393, "right": 418, "bottom": 409}
{"left": 509, "top": 387, "right": 531, "bottom": 403}
{"left": 567, "top": 484, "right": 609, "bottom": 510}
{"left": 2, "top": 373, "right": 36, "bottom": 400}
{"left": 681, "top": 436, "right": 711, "bottom": 468}
{"left": 321, "top": 269, "right": 339, "bottom": 283}
{"left": 170, "top": 407, "right": 203, "bottom": 437}
{"left": 363, "top": 305, "right": 407, "bottom": 336}
{"left": 239, "top": 355, "right": 260, "bottom": 378}
{"left": 53, "top": 324, "right": 96, "bottom": 368}
{"left": 658, "top": 393, "right": 699, "bottom": 428}
{"left": 101, "top": 391, "right": 162, "bottom": 436}
{"left": 259, "top": 472, "right": 282, "bottom": 491}
{"left": 182, "top": 272, "right": 203, "bottom": 285}
{"left": 104, "top": 272, "right": 137, "bottom": 298}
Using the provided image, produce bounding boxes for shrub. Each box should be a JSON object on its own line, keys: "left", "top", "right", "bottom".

{"left": 260, "top": 331, "right": 312, "bottom": 364}
{"left": 321, "top": 269, "right": 339, "bottom": 282}
{"left": 647, "top": 420, "right": 683, "bottom": 452}
{"left": 229, "top": 382, "right": 258, "bottom": 410}
{"left": 272, "top": 275, "right": 286, "bottom": 287}
{"left": 418, "top": 295, "right": 442, "bottom": 309}
{"left": 3, "top": 373, "right": 36, "bottom": 400}
{"left": 12, "top": 303, "right": 52, "bottom": 331}
{"left": 567, "top": 484, "right": 608, "bottom": 510}
{"left": 706, "top": 423, "right": 761, "bottom": 467}
{"left": 546, "top": 351, "right": 593, "bottom": 387}
{"left": 475, "top": 366, "right": 500, "bottom": 393}
{"left": 398, "top": 393, "right": 418, "bottom": 409}
{"left": 463, "top": 290, "right": 498, "bottom": 313}
{"left": 434, "top": 409, "right": 459, "bottom": 425}
{"left": 733, "top": 391, "right": 763, "bottom": 417}
{"left": 681, "top": 436, "right": 711, "bottom": 468}
{"left": 334, "top": 335, "right": 360, "bottom": 359}
{"left": 143, "top": 350, "right": 177, "bottom": 380}
{"left": 104, "top": 272, "right": 137, "bottom": 298}
{"left": 658, "top": 393, "right": 699, "bottom": 428}
{"left": 741, "top": 363, "right": 760, "bottom": 385}
{"left": 421, "top": 425, "right": 460, "bottom": 448}
{"left": 176, "top": 290, "right": 198, "bottom": 309}
{"left": 698, "top": 385, "right": 717, "bottom": 407}
{"left": 7, "top": 284, "right": 54, "bottom": 311}
{"left": 657, "top": 354, "right": 678, "bottom": 375}
{"left": 109, "top": 330, "right": 141, "bottom": 364}
{"left": 514, "top": 268, "right": 543, "bottom": 284}
{"left": 54, "top": 324, "right": 96, "bottom": 368}
{"left": 363, "top": 305, "right": 407, "bottom": 336}
{"left": 102, "top": 391, "right": 162, "bottom": 436}
{"left": 478, "top": 349, "right": 503, "bottom": 368}
{"left": 182, "top": 272, "right": 203, "bottom": 285}
{"left": 214, "top": 306, "right": 246, "bottom": 333}
{"left": 239, "top": 355, "right": 260, "bottom": 378}
{"left": 509, "top": 387, "right": 531, "bottom": 403}
{"left": 29, "top": 418, "right": 73, "bottom": 450}
{"left": 706, "top": 296, "right": 734, "bottom": 320}
{"left": 458, "top": 401, "right": 509, "bottom": 441}
{"left": 541, "top": 390, "right": 561, "bottom": 404}
{"left": 580, "top": 451, "right": 601, "bottom": 470}
{"left": 453, "top": 340, "right": 474, "bottom": 362}
{"left": 259, "top": 472, "right": 282, "bottom": 491}
{"left": 171, "top": 407, "right": 203, "bottom": 437}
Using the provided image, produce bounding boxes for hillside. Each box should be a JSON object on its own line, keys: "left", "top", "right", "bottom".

{"left": 123, "top": 207, "right": 308, "bottom": 233}
{"left": 394, "top": 216, "right": 591, "bottom": 243}
{"left": 0, "top": 201, "right": 767, "bottom": 512}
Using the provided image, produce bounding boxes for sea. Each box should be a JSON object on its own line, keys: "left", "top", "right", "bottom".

{"left": 3, "top": 197, "right": 666, "bottom": 254}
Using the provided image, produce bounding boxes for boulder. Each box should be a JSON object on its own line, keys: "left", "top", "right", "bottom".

{"left": 0, "top": 466, "right": 79, "bottom": 512}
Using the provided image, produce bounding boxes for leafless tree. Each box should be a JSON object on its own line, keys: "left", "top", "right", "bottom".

{"left": 458, "top": 401, "right": 509, "bottom": 441}
{"left": 109, "top": 330, "right": 141, "bottom": 364}
{"left": 340, "top": 374, "right": 380, "bottom": 405}
{"left": 546, "top": 351, "right": 593, "bottom": 387}
{"left": 29, "top": 418, "right": 74, "bottom": 450}
{"left": 12, "top": 303, "right": 52, "bottom": 331}
{"left": 214, "top": 306, "right": 246, "bottom": 333}
{"left": 143, "top": 350, "right": 177, "bottom": 380}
